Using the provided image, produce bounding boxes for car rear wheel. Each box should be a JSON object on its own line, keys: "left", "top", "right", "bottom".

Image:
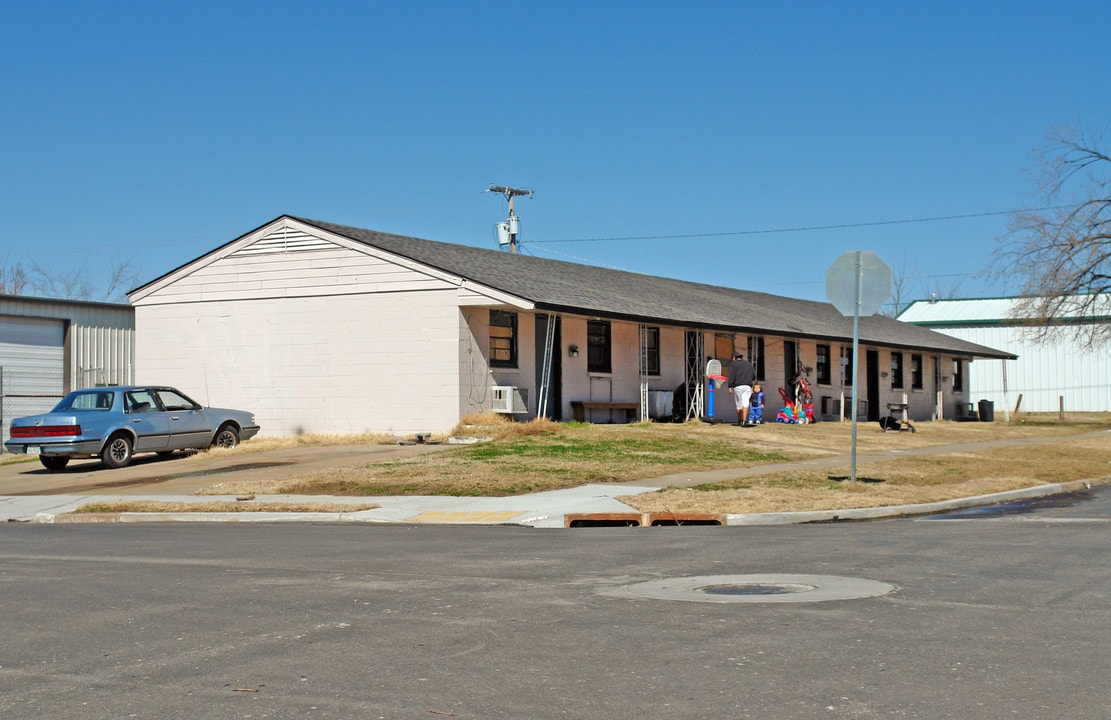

{"left": 101, "top": 434, "right": 134, "bottom": 469}
{"left": 212, "top": 424, "right": 240, "bottom": 449}
{"left": 40, "top": 456, "right": 70, "bottom": 471}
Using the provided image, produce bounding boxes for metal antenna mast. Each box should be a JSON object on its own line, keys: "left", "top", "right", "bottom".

{"left": 486, "top": 184, "right": 533, "bottom": 253}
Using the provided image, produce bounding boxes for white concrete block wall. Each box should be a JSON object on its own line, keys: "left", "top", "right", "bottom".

{"left": 135, "top": 289, "right": 463, "bottom": 436}
{"left": 458, "top": 307, "right": 496, "bottom": 419}
{"left": 559, "top": 317, "right": 588, "bottom": 418}
{"left": 655, "top": 325, "right": 688, "bottom": 393}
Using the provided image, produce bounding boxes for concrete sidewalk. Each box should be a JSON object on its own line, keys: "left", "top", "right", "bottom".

{"left": 4, "top": 479, "right": 1105, "bottom": 529}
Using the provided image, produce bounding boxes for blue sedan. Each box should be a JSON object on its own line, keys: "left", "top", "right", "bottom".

{"left": 4, "top": 386, "right": 260, "bottom": 471}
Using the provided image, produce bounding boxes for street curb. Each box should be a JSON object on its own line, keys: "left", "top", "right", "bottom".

{"left": 722, "top": 477, "right": 1108, "bottom": 525}
{"left": 42, "top": 510, "right": 381, "bottom": 525}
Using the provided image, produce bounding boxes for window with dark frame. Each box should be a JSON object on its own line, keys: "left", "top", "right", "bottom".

{"left": 911, "top": 354, "right": 923, "bottom": 389}
{"left": 816, "top": 344, "right": 831, "bottom": 385}
{"left": 640, "top": 326, "right": 660, "bottom": 376}
{"left": 891, "top": 352, "right": 904, "bottom": 389}
{"left": 840, "top": 347, "right": 853, "bottom": 386}
{"left": 952, "top": 358, "right": 964, "bottom": 393}
{"left": 747, "top": 336, "right": 766, "bottom": 381}
{"left": 489, "top": 310, "right": 518, "bottom": 368}
{"left": 587, "top": 320, "right": 612, "bottom": 373}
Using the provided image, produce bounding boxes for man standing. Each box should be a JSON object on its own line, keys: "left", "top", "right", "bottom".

{"left": 727, "top": 351, "right": 756, "bottom": 426}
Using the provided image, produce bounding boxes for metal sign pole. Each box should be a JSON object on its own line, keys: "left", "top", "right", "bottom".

{"left": 850, "top": 252, "right": 862, "bottom": 484}
{"left": 825, "top": 249, "right": 891, "bottom": 487}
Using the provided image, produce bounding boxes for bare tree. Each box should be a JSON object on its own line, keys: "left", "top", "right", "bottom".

{"left": 24, "top": 256, "right": 141, "bottom": 303}
{"left": 880, "top": 258, "right": 919, "bottom": 317}
{"left": 0, "top": 254, "right": 29, "bottom": 295}
{"left": 995, "top": 124, "right": 1111, "bottom": 346}
{"left": 100, "top": 256, "right": 142, "bottom": 301}
{"left": 924, "top": 275, "right": 966, "bottom": 303}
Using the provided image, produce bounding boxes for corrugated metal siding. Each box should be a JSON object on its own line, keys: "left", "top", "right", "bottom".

{"left": 0, "top": 316, "right": 65, "bottom": 449}
{"left": 0, "top": 296, "right": 132, "bottom": 327}
{"left": 934, "top": 326, "right": 1110, "bottom": 412}
{"left": 70, "top": 323, "right": 135, "bottom": 388}
{"left": 0, "top": 296, "right": 134, "bottom": 391}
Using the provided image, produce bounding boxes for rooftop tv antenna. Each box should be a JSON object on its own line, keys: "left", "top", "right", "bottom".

{"left": 485, "top": 184, "right": 533, "bottom": 253}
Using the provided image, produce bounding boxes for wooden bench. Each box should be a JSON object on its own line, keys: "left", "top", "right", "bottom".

{"left": 570, "top": 401, "right": 640, "bottom": 423}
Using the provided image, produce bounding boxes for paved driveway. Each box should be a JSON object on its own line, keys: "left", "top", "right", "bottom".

{"left": 0, "top": 443, "right": 450, "bottom": 496}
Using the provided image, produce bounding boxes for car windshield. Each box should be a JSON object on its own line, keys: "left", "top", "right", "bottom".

{"left": 53, "top": 391, "right": 115, "bottom": 412}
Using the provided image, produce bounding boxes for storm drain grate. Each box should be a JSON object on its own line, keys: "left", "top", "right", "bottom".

{"left": 615, "top": 574, "right": 897, "bottom": 603}
{"left": 566, "top": 513, "right": 724, "bottom": 528}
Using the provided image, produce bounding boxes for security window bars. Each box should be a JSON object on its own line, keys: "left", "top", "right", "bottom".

{"left": 747, "top": 336, "right": 766, "bottom": 381}
{"left": 588, "top": 320, "right": 612, "bottom": 373}
{"left": 840, "top": 347, "right": 853, "bottom": 386}
{"left": 489, "top": 310, "right": 518, "bottom": 368}
{"left": 911, "top": 354, "right": 923, "bottom": 390}
{"left": 816, "top": 344, "right": 831, "bottom": 385}
{"left": 640, "top": 326, "right": 660, "bottom": 376}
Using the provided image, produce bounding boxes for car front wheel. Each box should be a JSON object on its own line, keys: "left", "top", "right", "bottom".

{"left": 101, "top": 434, "right": 134, "bottom": 469}
{"left": 212, "top": 424, "right": 239, "bottom": 449}
{"left": 40, "top": 456, "right": 70, "bottom": 471}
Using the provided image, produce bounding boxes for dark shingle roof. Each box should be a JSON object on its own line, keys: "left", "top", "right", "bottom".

{"left": 296, "top": 217, "right": 1014, "bottom": 360}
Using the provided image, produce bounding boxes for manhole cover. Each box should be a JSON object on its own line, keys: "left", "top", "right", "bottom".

{"left": 699, "top": 582, "right": 815, "bottom": 596}
{"left": 617, "top": 574, "right": 896, "bottom": 603}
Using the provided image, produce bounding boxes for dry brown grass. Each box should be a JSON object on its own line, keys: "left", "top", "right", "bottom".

{"left": 175, "top": 413, "right": 555, "bottom": 463}
{"left": 187, "top": 414, "right": 1111, "bottom": 513}
{"left": 449, "top": 412, "right": 569, "bottom": 442}
{"left": 620, "top": 434, "right": 1111, "bottom": 514}
{"left": 193, "top": 416, "right": 791, "bottom": 497}
{"left": 179, "top": 431, "right": 404, "bottom": 460}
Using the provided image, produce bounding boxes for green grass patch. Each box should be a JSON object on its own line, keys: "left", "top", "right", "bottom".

{"left": 459, "top": 435, "right": 787, "bottom": 465}
{"left": 273, "top": 426, "right": 795, "bottom": 497}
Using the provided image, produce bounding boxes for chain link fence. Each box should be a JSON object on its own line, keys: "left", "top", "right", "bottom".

{"left": 1, "top": 367, "right": 65, "bottom": 454}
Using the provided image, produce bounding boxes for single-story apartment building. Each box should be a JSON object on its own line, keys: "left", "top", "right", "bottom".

{"left": 1, "top": 294, "right": 135, "bottom": 446}
{"left": 128, "top": 215, "right": 1015, "bottom": 435}
{"left": 898, "top": 295, "right": 1111, "bottom": 414}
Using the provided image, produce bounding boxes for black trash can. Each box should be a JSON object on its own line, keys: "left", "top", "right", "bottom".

{"left": 978, "top": 400, "right": 995, "bottom": 422}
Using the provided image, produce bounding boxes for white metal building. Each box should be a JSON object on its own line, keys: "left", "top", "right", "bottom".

{"left": 0, "top": 295, "right": 135, "bottom": 447}
{"left": 898, "top": 296, "right": 1111, "bottom": 414}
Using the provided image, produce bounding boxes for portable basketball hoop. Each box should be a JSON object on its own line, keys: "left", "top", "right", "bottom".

{"left": 705, "top": 359, "right": 728, "bottom": 419}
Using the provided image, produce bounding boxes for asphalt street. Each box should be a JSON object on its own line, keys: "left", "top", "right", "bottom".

{"left": 1, "top": 488, "right": 1108, "bottom": 719}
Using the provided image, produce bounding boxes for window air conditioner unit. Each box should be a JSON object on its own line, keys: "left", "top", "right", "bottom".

{"left": 491, "top": 386, "right": 528, "bottom": 414}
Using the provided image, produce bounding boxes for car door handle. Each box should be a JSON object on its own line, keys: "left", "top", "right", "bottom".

{"left": 170, "top": 416, "right": 180, "bottom": 421}
{"left": 132, "top": 419, "right": 143, "bottom": 423}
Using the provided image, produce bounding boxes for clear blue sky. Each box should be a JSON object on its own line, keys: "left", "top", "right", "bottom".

{"left": 3, "top": 1, "right": 1109, "bottom": 306}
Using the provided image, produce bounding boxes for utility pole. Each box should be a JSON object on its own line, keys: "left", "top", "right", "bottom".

{"left": 486, "top": 184, "right": 533, "bottom": 253}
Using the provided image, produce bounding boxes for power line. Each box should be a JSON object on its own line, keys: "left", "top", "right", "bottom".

{"left": 530, "top": 205, "right": 1068, "bottom": 244}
